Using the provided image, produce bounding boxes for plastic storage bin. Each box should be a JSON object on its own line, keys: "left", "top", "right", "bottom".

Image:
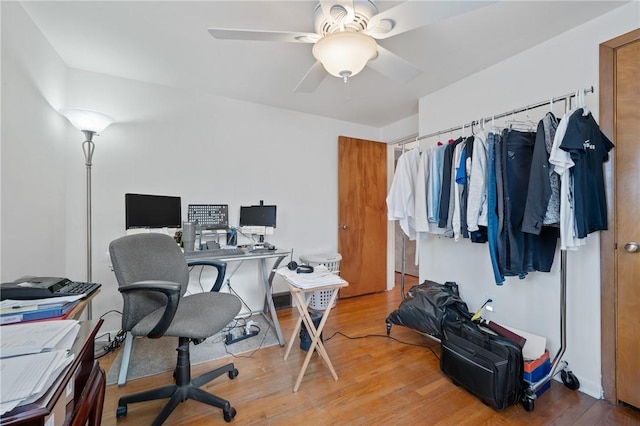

{"left": 299, "top": 253, "right": 342, "bottom": 310}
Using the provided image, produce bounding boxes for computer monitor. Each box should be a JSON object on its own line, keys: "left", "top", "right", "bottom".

{"left": 187, "top": 204, "right": 228, "bottom": 229}
{"left": 125, "top": 193, "right": 182, "bottom": 229}
{"left": 239, "top": 205, "right": 277, "bottom": 229}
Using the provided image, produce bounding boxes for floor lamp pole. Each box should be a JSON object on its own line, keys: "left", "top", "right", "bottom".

{"left": 59, "top": 108, "right": 114, "bottom": 322}
{"left": 82, "top": 131, "right": 95, "bottom": 320}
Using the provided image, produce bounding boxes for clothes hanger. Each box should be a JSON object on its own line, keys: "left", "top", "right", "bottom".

{"left": 506, "top": 110, "right": 535, "bottom": 131}
{"left": 578, "top": 88, "right": 589, "bottom": 116}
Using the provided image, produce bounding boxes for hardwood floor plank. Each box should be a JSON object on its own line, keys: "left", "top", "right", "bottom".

{"left": 99, "top": 274, "right": 640, "bottom": 425}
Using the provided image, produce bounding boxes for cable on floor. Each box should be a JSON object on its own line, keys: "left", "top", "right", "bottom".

{"left": 323, "top": 330, "right": 441, "bottom": 361}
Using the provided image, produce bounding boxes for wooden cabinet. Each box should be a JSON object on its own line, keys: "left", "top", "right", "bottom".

{"left": 0, "top": 320, "right": 105, "bottom": 426}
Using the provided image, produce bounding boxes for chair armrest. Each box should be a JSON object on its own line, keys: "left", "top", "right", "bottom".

{"left": 186, "top": 260, "right": 227, "bottom": 292}
{"left": 119, "top": 281, "right": 181, "bottom": 338}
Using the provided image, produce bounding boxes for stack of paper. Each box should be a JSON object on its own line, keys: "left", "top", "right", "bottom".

{"left": 278, "top": 265, "right": 346, "bottom": 289}
{"left": 0, "top": 296, "right": 81, "bottom": 325}
{"left": 0, "top": 320, "right": 80, "bottom": 415}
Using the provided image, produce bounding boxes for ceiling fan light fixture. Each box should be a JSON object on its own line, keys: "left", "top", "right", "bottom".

{"left": 312, "top": 31, "right": 377, "bottom": 80}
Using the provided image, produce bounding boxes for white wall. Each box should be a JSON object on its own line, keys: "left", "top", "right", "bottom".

{"left": 416, "top": 3, "right": 639, "bottom": 399}
{"left": 62, "top": 71, "right": 381, "bottom": 332}
{"left": 1, "top": 2, "right": 69, "bottom": 280}
{"left": 1, "top": 2, "right": 382, "bottom": 335}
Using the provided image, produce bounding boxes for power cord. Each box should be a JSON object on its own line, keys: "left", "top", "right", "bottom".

{"left": 225, "top": 280, "right": 253, "bottom": 313}
{"left": 95, "top": 329, "right": 127, "bottom": 359}
{"left": 323, "top": 330, "right": 441, "bottom": 361}
{"left": 94, "top": 309, "right": 125, "bottom": 358}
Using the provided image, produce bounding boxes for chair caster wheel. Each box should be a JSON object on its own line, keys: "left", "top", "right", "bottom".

{"left": 116, "top": 405, "right": 127, "bottom": 418}
{"left": 228, "top": 368, "right": 239, "bottom": 379}
{"left": 223, "top": 406, "right": 237, "bottom": 422}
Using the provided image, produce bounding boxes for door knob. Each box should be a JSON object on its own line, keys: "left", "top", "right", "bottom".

{"left": 340, "top": 224, "right": 348, "bottom": 230}
{"left": 624, "top": 242, "right": 639, "bottom": 253}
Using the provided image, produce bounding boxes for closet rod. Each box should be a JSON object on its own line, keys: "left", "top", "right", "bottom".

{"left": 391, "top": 133, "right": 419, "bottom": 146}
{"left": 417, "top": 86, "right": 594, "bottom": 142}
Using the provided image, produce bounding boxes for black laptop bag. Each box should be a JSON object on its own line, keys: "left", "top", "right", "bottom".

{"left": 440, "top": 320, "right": 525, "bottom": 411}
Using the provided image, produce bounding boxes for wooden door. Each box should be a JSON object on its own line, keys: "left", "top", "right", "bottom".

{"left": 600, "top": 28, "right": 640, "bottom": 408}
{"left": 613, "top": 37, "right": 640, "bottom": 410}
{"left": 338, "top": 136, "right": 387, "bottom": 298}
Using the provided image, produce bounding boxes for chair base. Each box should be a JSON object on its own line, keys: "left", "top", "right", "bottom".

{"left": 116, "top": 337, "right": 238, "bottom": 425}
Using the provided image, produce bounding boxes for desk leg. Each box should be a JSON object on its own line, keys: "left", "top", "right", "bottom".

{"left": 259, "top": 257, "right": 286, "bottom": 346}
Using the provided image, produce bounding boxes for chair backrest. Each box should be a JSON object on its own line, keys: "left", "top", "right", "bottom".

{"left": 109, "top": 233, "right": 190, "bottom": 331}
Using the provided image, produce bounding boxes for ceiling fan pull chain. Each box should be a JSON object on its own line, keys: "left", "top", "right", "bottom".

{"left": 343, "top": 74, "right": 350, "bottom": 101}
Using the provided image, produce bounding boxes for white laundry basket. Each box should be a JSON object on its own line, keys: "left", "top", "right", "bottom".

{"left": 299, "top": 253, "right": 342, "bottom": 310}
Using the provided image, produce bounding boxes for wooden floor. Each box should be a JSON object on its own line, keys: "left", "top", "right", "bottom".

{"left": 100, "top": 274, "right": 640, "bottom": 425}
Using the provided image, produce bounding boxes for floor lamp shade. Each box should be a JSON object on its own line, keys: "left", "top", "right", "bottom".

{"left": 59, "top": 108, "right": 114, "bottom": 133}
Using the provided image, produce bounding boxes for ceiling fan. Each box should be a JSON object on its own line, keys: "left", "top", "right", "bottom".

{"left": 208, "top": 0, "right": 491, "bottom": 93}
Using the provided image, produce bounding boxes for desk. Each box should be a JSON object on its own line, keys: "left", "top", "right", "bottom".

{"left": 184, "top": 249, "right": 290, "bottom": 346}
{"left": 0, "top": 320, "right": 105, "bottom": 426}
{"left": 66, "top": 291, "right": 100, "bottom": 320}
{"left": 281, "top": 275, "right": 348, "bottom": 392}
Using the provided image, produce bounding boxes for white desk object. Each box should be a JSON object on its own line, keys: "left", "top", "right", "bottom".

{"left": 279, "top": 266, "right": 348, "bottom": 392}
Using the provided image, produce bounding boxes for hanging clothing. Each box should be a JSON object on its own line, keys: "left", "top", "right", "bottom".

{"left": 498, "top": 129, "right": 537, "bottom": 278}
{"left": 523, "top": 112, "right": 560, "bottom": 234}
{"left": 427, "top": 143, "right": 446, "bottom": 225}
{"left": 456, "top": 136, "right": 474, "bottom": 240}
{"left": 438, "top": 138, "right": 463, "bottom": 229}
{"left": 467, "top": 130, "right": 488, "bottom": 233}
{"left": 560, "top": 110, "right": 614, "bottom": 238}
{"left": 448, "top": 139, "right": 467, "bottom": 239}
{"left": 549, "top": 108, "right": 585, "bottom": 250}
{"left": 415, "top": 147, "right": 431, "bottom": 236}
{"left": 386, "top": 148, "right": 422, "bottom": 240}
{"left": 415, "top": 90, "right": 612, "bottom": 285}
{"left": 487, "top": 130, "right": 505, "bottom": 285}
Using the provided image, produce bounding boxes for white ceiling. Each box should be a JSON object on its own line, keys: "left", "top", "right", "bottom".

{"left": 20, "top": 1, "right": 627, "bottom": 128}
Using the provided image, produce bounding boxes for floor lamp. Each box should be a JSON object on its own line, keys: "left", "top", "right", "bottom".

{"left": 60, "top": 108, "right": 114, "bottom": 320}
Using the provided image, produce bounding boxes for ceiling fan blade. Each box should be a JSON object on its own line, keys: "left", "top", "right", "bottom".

{"left": 208, "top": 28, "right": 320, "bottom": 43}
{"left": 294, "top": 61, "right": 327, "bottom": 93}
{"left": 367, "top": 45, "right": 421, "bottom": 84}
{"left": 366, "top": 1, "right": 496, "bottom": 39}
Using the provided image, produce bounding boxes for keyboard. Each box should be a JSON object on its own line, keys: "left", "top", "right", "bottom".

{"left": 186, "top": 248, "right": 246, "bottom": 258}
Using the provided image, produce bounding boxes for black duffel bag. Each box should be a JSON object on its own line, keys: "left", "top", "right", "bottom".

{"left": 386, "top": 280, "right": 471, "bottom": 339}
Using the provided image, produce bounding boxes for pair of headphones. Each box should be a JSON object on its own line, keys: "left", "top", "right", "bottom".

{"left": 287, "top": 261, "right": 314, "bottom": 274}
{"left": 286, "top": 250, "right": 314, "bottom": 274}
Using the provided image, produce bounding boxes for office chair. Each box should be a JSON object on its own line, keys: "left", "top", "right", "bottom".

{"left": 114, "top": 246, "right": 230, "bottom": 387}
{"left": 109, "top": 233, "right": 241, "bottom": 425}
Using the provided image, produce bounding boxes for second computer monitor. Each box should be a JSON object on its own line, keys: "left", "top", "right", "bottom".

{"left": 239, "top": 205, "right": 276, "bottom": 235}
{"left": 188, "top": 204, "right": 229, "bottom": 229}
